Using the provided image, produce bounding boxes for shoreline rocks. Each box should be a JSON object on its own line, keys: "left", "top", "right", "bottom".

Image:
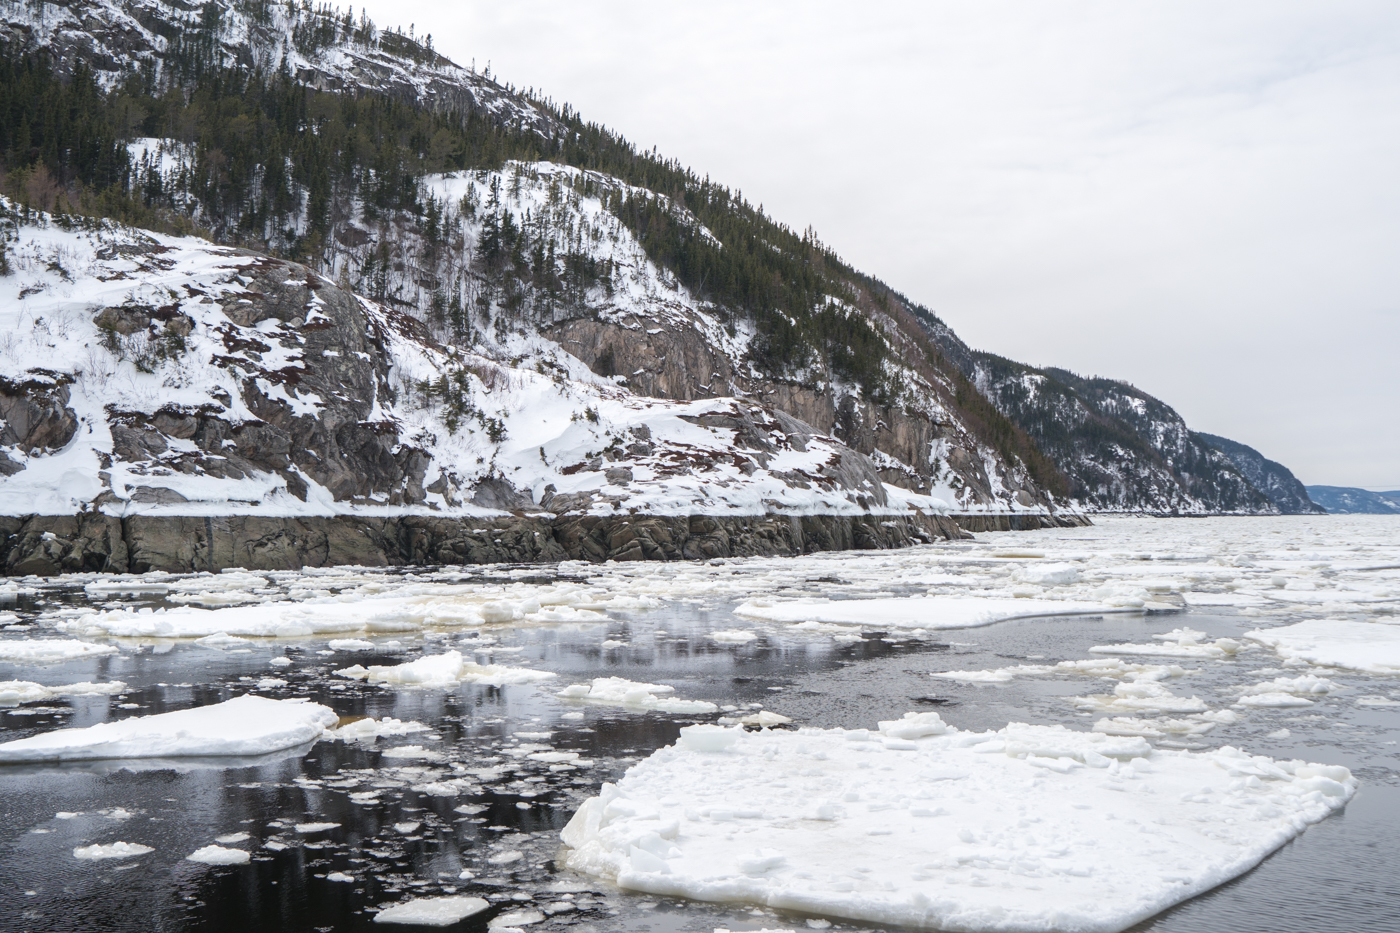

{"left": 0, "top": 510, "right": 1086, "bottom": 575}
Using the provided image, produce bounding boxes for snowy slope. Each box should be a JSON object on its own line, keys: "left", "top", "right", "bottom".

{"left": 0, "top": 198, "right": 957, "bottom": 520}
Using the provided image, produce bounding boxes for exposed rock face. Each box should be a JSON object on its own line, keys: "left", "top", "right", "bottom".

{"left": 0, "top": 510, "right": 1067, "bottom": 575}
{"left": 0, "top": 377, "right": 79, "bottom": 471}
{"left": 1198, "top": 433, "right": 1324, "bottom": 515}
{"left": 86, "top": 246, "right": 430, "bottom": 509}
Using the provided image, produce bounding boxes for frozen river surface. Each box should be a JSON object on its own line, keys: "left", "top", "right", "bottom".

{"left": 0, "top": 515, "right": 1397, "bottom": 932}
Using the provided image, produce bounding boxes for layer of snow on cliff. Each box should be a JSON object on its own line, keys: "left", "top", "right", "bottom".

{"left": 0, "top": 200, "right": 950, "bottom": 520}
{"left": 0, "top": 695, "right": 337, "bottom": 763}
{"left": 561, "top": 718, "right": 1354, "bottom": 933}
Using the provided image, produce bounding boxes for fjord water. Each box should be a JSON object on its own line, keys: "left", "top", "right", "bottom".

{"left": 0, "top": 516, "right": 1397, "bottom": 933}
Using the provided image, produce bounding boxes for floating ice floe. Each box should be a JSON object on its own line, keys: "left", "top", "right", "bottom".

{"left": 73, "top": 842, "right": 153, "bottom": 860}
{"left": 1233, "top": 674, "right": 1339, "bottom": 709}
{"left": 561, "top": 716, "right": 1354, "bottom": 933}
{"left": 328, "top": 717, "right": 431, "bottom": 740}
{"left": 1090, "top": 627, "right": 1241, "bottom": 660}
{"left": 929, "top": 665, "right": 1051, "bottom": 684}
{"left": 1092, "top": 717, "right": 1216, "bottom": 738}
{"left": 0, "top": 695, "right": 337, "bottom": 763}
{"left": 372, "top": 895, "right": 490, "bottom": 926}
{"left": 0, "top": 680, "right": 128, "bottom": 704}
{"left": 710, "top": 629, "right": 759, "bottom": 644}
{"left": 735, "top": 596, "right": 1137, "bottom": 630}
{"left": 556, "top": 677, "right": 718, "bottom": 714}
{"left": 67, "top": 592, "right": 607, "bottom": 642}
{"left": 1073, "top": 680, "right": 1210, "bottom": 715}
{"left": 327, "top": 638, "right": 377, "bottom": 651}
{"left": 1244, "top": 620, "right": 1400, "bottom": 674}
{"left": 0, "top": 639, "right": 119, "bottom": 664}
{"left": 335, "top": 651, "right": 555, "bottom": 687}
{"left": 187, "top": 845, "right": 250, "bottom": 865}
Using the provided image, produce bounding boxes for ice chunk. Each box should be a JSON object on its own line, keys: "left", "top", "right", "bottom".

{"left": 0, "top": 640, "right": 118, "bottom": 664}
{"left": 1074, "top": 681, "right": 1210, "bottom": 715}
{"left": 373, "top": 895, "right": 489, "bottom": 926}
{"left": 73, "top": 842, "right": 153, "bottom": 860}
{"left": 561, "top": 718, "right": 1354, "bottom": 932}
{"left": 557, "top": 677, "right": 718, "bottom": 714}
{"left": 678, "top": 725, "right": 742, "bottom": 753}
{"left": 328, "top": 638, "right": 377, "bottom": 651}
{"left": 328, "top": 717, "right": 430, "bottom": 740}
{"left": 1019, "top": 563, "right": 1082, "bottom": 586}
{"left": 0, "top": 695, "right": 337, "bottom": 763}
{"left": 711, "top": 629, "right": 758, "bottom": 643}
{"left": 877, "top": 711, "right": 951, "bottom": 740}
{"left": 1090, "top": 629, "right": 1240, "bottom": 660}
{"left": 335, "top": 650, "right": 554, "bottom": 687}
{"left": 187, "top": 845, "right": 250, "bottom": 865}
{"left": 736, "top": 596, "right": 1132, "bottom": 630}
{"left": 0, "top": 680, "right": 128, "bottom": 704}
{"left": 1244, "top": 620, "right": 1400, "bottom": 674}
{"left": 929, "top": 665, "right": 1051, "bottom": 684}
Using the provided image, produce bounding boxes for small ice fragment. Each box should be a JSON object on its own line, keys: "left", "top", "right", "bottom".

{"left": 215, "top": 832, "right": 250, "bottom": 844}
{"left": 293, "top": 822, "right": 340, "bottom": 834}
{"left": 74, "top": 842, "right": 153, "bottom": 860}
{"left": 187, "top": 845, "right": 250, "bottom": 865}
{"left": 326, "top": 871, "right": 354, "bottom": 882}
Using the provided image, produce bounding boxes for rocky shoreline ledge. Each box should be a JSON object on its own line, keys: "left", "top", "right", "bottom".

{"left": 0, "top": 511, "right": 1087, "bottom": 575}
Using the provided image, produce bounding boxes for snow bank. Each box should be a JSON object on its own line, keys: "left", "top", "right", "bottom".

{"left": 0, "top": 695, "right": 337, "bottom": 763}
{"left": 0, "top": 640, "right": 118, "bottom": 664}
{"left": 334, "top": 650, "right": 554, "bottom": 687}
{"left": 373, "top": 896, "right": 489, "bottom": 926}
{"left": 735, "top": 596, "right": 1132, "bottom": 630}
{"left": 557, "top": 677, "right": 718, "bottom": 714}
{"left": 561, "top": 717, "right": 1354, "bottom": 933}
{"left": 1244, "top": 620, "right": 1400, "bottom": 674}
{"left": 0, "top": 680, "right": 127, "bottom": 704}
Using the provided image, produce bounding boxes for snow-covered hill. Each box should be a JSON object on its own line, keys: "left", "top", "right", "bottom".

{"left": 0, "top": 198, "right": 964, "bottom": 524}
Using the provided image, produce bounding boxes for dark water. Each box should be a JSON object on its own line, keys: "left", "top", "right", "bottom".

{"left": 0, "top": 576, "right": 1397, "bottom": 933}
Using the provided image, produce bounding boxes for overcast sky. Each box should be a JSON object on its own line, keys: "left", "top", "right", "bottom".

{"left": 361, "top": 1, "right": 1400, "bottom": 487}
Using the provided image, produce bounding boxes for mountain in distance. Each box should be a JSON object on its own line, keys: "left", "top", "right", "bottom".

{"left": 1195, "top": 434, "right": 1324, "bottom": 515}
{"left": 0, "top": 0, "right": 1326, "bottom": 575}
{"left": 1305, "top": 487, "right": 1400, "bottom": 515}
{"left": 910, "top": 315, "right": 1280, "bottom": 514}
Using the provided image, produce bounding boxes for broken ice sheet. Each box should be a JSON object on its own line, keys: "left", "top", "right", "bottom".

{"left": 561, "top": 717, "right": 1355, "bottom": 933}
{"left": 1244, "top": 620, "right": 1400, "bottom": 674}
{"left": 735, "top": 596, "right": 1137, "bottom": 630}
